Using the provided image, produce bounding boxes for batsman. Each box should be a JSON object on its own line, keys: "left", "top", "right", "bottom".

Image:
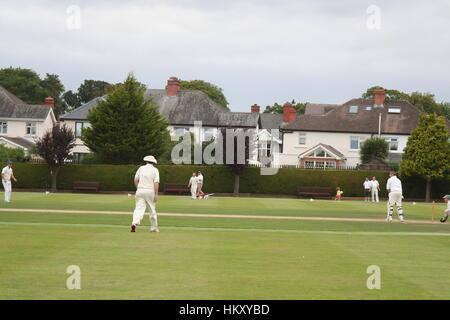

{"left": 440, "top": 195, "right": 450, "bottom": 223}
{"left": 386, "top": 171, "right": 405, "bottom": 222}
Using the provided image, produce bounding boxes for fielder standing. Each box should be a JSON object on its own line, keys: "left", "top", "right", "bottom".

{"left": 196, "top": 171, "right": 204, "bottom": 196}
{"left": 386, "top": 171, "right": 405, "bottom": 222}
{"left": 188, "top": 172, "right": 198, "bottom": 199}
{"left": 363, "top": 177, "right": 372, "bottom": 202}
{"left": 130, "top": 155, "right": 160, "bottom": 233}
{"left": 371, "top": 176, "right": 380, "bottom": 203}
{"left": 2, "top": 160, "right": 17, "bottom": 203}
{"left": 440, "top": 195, "right": 450, "bottom": 223}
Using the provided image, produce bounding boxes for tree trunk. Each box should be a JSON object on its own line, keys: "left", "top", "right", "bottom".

{"left": 233, "top": 174, "right": 240, "bottom": 197}
{"left": 425, "top": 178, "right": 432, "bottom": 203}
{"left": 51, "top": 166, "right": 60, "bottom": 192}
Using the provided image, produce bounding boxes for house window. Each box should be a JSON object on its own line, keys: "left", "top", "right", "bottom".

{"left": 75, "top": 122, "right": 91, "bottom": 138}
{"left": 26, "top": 122, "right": 37, "bottom": 135}
{"left": 306, "top": 149, "right": 333, "bottom": 158}
{"left": 388, "top": 138, "right": 399, "bottom": 151}
{"left": 388, "top": 106, "right": 401, "bottom": 114}
{"left": 298, "top": 133, "right": 306, "bottom": 145}
{"left": 259, "top": 143, "right": 272, "bottom": 158}
{"left": 304, "top": 160, "right": 335, "bottom": 169}
{"left": 0, "top": 122, "right": 7, "bottom": 134}
{"left": 350, "top": 137, "right": 364, "bottom": 150}
{"left": 326, "top": 161, "right": 336, "bottom": 168}
{"left": 365, "top": 106, "right": 372, "bottom": 111}
{"left": 349, "top": 105, "right": 359, "bottom": 114}
{"left": 203, "top": 128, "right": 215, "bottom": 142}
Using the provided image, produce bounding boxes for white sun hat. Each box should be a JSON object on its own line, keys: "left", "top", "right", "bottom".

{"left": 143, "top": 155, "right": 157, "bottom": 164}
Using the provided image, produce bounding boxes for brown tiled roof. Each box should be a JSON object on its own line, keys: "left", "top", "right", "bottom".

{"left": 0, "top": 136, "right": 35, "bottom": 149}
{"left": 304, "top": 103, "right": 340, "bottom": 115}
{"left": 0, "top": 86, "right": 51, "bottom": 120}
{"left": 282, "top": 98, "right": 421, "bottom": 135}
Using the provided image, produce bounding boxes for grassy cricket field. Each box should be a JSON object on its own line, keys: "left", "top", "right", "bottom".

{"left": 1, "top": 192, "right": 450, "bottom": 299}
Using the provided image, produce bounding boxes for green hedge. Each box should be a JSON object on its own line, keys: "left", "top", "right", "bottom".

{"left": 8, "top": 163, "right": 450, "bottom": 199}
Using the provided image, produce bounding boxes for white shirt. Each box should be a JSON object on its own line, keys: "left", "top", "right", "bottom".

{"left": 2, "top": 166, "right": 13, "bottom": 182}
{"left": 189, "top": 176, "right": 198, "bottom": 188}
{"left": 371, "top": 180, "right": 380, "bottom": 190}
{"left": 135, "top": 164, "right": 159, "bottom": 190}
{"left": 197, "top": 174, "right": 203, "bottom": 184}
{"left": 363, "top": 181, "right": 372, "bottom": 189}
{"left": 386, "top": 176, "right": 402, "bottom": 193}
{"left": 447, "top": 201, "right": 450, "bottom": 212}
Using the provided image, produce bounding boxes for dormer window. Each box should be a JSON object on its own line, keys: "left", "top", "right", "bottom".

{"left": 388, "top": 106, "right": 401, "bottom": 114}
{"left": 349, "top": 105, "right": 359, "bottom": 114}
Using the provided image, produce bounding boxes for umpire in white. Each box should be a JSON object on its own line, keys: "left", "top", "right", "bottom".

{"left": 386, "top": 171, "right": 405, "bottom": 222}
{"left": 131, "top": 155, "right": 160, "bottom": 233}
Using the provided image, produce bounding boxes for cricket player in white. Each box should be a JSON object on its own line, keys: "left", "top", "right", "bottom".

{"left": 371, "top": 176, "right": 380, "bottom": 203}
{"left": 386, "top": 171, "right": 404, "bottom": 222}
{"left": 188, "top": 172, "right": 198, "bottom": 199}
{"left": 440, "top": 195, "right": 450, "bottom": 223}
{"left": 131, "top": 155, "right": 160, "bottom": 233}
{"left": 2, "top": 160, "right": 17, "bottom": 203}
{"left": 196, "top": 171, "right": 204, "bottom": 196}
{"left": 363, "top": 178, "right": 372, "bottom": 202}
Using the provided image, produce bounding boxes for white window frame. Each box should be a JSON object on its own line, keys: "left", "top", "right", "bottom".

{"left": 350, "top": 136, "right": 365, "bottom": 150}
{"left": 385, "top": 137, "right": 399, "bottom": 151}
{"left": 298, "top": 133, "right": 306, "bottom": 145}
{"left": 349, "top": 105, "right": 359, "bottom": 114}
{"left": 388, "top": 106, "right": 401, "bottom": 114}
{"left": 26, "top": 122, "right": 37, "bottom": 136}
{"left": 0, "top": 122, "right": 7, "bottom": 135}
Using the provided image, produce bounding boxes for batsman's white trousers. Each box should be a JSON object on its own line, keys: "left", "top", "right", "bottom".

{"left": 371, "top": 189, "right": 379, "bottom": 202}
{"left": 2, "top": 180, "right": 11, "bottom": 202}
{"left": 132, "top": 188, "right": 158, "bottom": 229}
{"left": 191, "top": 185, "right": 197, "bottom": 199}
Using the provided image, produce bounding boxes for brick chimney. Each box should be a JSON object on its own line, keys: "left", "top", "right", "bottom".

{"left": 44, "top": 96, "right": 55, "bottom": 109}
{"left": 283, "top": 102, "right": 297, "bottom": 123}
{"left": 374, "top": 88, "right": 385, "bottom": 106}
{"left": 166, "top": 77, "right": 180, "bottom": 97}
{"left": 251, "top": 104, "right": 260, "bottom": 113}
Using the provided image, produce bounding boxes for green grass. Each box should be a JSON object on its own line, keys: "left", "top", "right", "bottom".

{"left": 1, "top": 192, "right": 450, "bottom": 299}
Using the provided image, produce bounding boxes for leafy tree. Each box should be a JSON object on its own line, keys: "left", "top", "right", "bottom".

{"left": 62, "top": 90, "right": 81, "bottom": 109}
{"left": 0, "top": 67, "right": 67, "bottom": 116}
{"left": 82, "top": 73, "right": 171, "bottom": 164}
{"left": 362, "top": 86, "right": 450, "bottom": 118}
{"left": 180, "top": 80, "right": 229, "bottom": 110}
{"left": 399, "top": 114, "right": 450, "bottom": 202}
{"left": 263, "top": 100, "right": 308, "bottom": 114}
{"left": 35, "top": 124, "right": 76, "bottom": 191}
{"left": 220, "top": 127, "right": 251, "bottom": 196}
{"left": 0, "top": 145, "right": 29, "bottom": 162}
{"left": 359, "top": 137, "right": 389, "bottom": 163}
{"left": 77, "top": 80, "right": 114, "bottom": 104}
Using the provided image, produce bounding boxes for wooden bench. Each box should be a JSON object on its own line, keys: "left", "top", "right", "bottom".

{"left": 297, "top": 186, "right": 333, "bottom": 199}
{"left": 73, "top": 181, "right": 100, "bottom": 193}
{"left": 164, "top": 183, "right": 190, "bottom": 195}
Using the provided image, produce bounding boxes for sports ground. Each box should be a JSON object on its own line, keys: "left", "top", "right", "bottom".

{"left": 1, "top": 192, "right": 450, "bottom": 300}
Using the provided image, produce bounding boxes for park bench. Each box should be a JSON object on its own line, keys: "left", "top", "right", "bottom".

{"left": 164, "top": 183, "right": 190, "bottom": 195}
{"left": 73, "top": 181, "right": 100, "bottom": 193}
{"left": 297, "top": 186, "right": 333, "bottom": 199}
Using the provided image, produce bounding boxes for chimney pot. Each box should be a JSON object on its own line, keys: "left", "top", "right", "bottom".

{"left": 251, "top": 104, "right": 260, "bottom": 113}
{"left": 44, "top": 96, "right": 55, "bottom": 109}
{"left": 166, "top": 77, "right": 180, "bottom": 96}
{"left": 374, "top": 88, "right": 385, "bottom": 106}
{"left": 283, "top": 102, "right": 297, "bottom": 123}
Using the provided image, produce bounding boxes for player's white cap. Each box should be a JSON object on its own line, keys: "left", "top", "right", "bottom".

{"left": 143, "top": 155, "right": 157, "bottom": 164}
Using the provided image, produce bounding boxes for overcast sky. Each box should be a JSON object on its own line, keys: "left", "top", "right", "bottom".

{"left": 1, "top": 0, "right": 449, "bottom": 111}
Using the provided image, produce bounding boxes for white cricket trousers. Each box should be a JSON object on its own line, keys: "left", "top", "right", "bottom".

{"left": 132, "top": 188, "right": 158, "bottom": 230}
{"left": 191, "top": 185, "right": 197, "bottom": 199}
{"left": 2, "top": 180, "right": 11, "bottom": 202}
{"left": 387, "top": 192, "right": 404, "bottom": 219}
{"left": 371, "top": 189, "right": 379, "bottom": 202}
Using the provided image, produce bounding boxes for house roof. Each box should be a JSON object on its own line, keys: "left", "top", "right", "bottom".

{"left": 304, "top": 103, "right": 340, "bottom": 115}
{"left": 60, "top": 89, "right": 231, "bottom": 126}
{"left": 0, "top": 86, "right": 51, "bottom": 120}
{"left": 259, "top": 113, "right": 283, "bottom": 129}
{"left": 0, "top": 136, "right": 36, "bottom": 149}
{"left": 282, "top": 98, "right": 422, "bottom": 135}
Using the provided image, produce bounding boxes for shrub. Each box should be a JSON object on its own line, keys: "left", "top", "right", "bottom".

{"left": 0, "top": 145, "right": 30, "bottom": 162}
